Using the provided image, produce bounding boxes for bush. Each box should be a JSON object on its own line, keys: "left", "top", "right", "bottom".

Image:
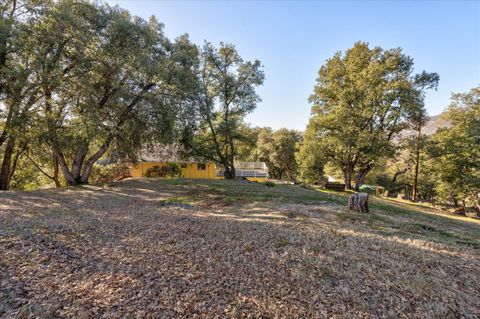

{"left": 145, "top": 165, "right": 164, "bottom": 178}
{"left": 264, "top": 181, "right": 275, "bottom": 187}
{"left": 145, "top": 164, "right": 181, "bottom": 178}
{"left": 359, "top": 184, "right": 377, "bottom": 195}
{"left": 165, "top": 163, "right": 181, "bottom": 178}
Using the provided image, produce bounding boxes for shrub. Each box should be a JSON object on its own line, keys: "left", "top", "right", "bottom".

{"left": 165, "top": 163, "right": 181, "bottom": 178}
{"left": 145, "top": 164, "right": 181, "bottom": 178}
{"left": 145, "top": 165, "right": 165, "bottom": 178}
{"left": 359, "top": 184, "right": 377, "bottom": 194}
{"left": 264, "top": 181, "right": 275, "bottom": 187}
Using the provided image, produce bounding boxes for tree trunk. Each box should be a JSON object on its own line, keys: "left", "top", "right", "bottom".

{"left": 392, "top": 167, "right": 408, "bottom": 184}
{"left": 474, "top": 200, "right": 480, "bottom": 214}
{"left": 52, "top": 136, "right": 112, "bottom": 186}
{"left": 412, "top": 126, "right": 422, "bottom": 202}
{"left": 343, "top": 164, "right": 353, "bottom": 191}
{"left": 348, "top": 193, "right": 369, "bottom": 213}
{"left": 412, "top": 157, "right": 420, "bottom": 202}
{"left": 71, "top": 150, "right": 87, "bottom": 182}
{"left": 224, "top": 168, "right": 234, "bottom": 179}
{"left": 0, "top": 138, "right": 15, "bottom": 190}
{"left": 354, "top": 164, "right": 373, "bottom": 191}
{"left": 452, "top": 195, "right": 458, "bottom": 207}
{"left": 53, "top": 149, "right": 77, "bottom": 185}
{"left": 80, "top": 139, "right": 111, "bottom": 184}
{"left": 25, "top": 151, "right": 62, "bottom": 187}
{"left": 353, "top": 173, "right": 365, "bottom": 191}
{"left": 9, "top": 142, "right": 25, "bottom": 182}
{"left": 285, "top": 165, "right": 294, "bottom": 181}
{"left": 223, "top": 161, "right": 235, "bottom": 179}
{"left": 388, "top": 167, "right": 408, "bottom": 196}
{"left": 52, "top": 153, "right": 61, "bottom": 187}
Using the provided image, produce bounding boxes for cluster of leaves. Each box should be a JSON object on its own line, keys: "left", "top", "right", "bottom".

{"left": 253, "top": 128, "right": 302, "bottom": 181}
{"left": 225, "top": 126, "right": 303, "bottom": 181}
{"left": 296, "top": 125, "right": 326, "bottom": 184}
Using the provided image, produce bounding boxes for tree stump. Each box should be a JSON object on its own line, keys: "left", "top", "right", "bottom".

{"left": 348, "top": 193, "right": 369, "bottom": 213}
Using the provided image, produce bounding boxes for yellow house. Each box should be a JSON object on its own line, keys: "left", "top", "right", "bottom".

{"left": 130, "top": 162, "right": 217, "bottom": 179}
{"left": 130, "top": 161, "right": 268, "bottom": 181}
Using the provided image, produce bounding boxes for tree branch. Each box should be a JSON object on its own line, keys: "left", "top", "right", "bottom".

{"left": 25, "top": 153, "right": 55, "bottom": 181}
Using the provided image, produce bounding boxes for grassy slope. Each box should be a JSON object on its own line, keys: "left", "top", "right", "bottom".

{"left": 164, "top": 179, "right": 480, "bottom": 248}
{"left": 1, "top": 178, "right": 479, "bottom": 318}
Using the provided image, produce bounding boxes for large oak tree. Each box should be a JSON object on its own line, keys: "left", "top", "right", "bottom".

{"left": 1, "top": 0, "right": 199, "bottom": 188}
{"left": 0, "top": 0, "right": 47, "bottom": 190}
{"left": 304, "top": 42, "right": 438, "bottom": 190}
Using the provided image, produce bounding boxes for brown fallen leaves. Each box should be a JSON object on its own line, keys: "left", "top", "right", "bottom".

{"left": 0, "top": 179, "right": 479, "bottom": 318}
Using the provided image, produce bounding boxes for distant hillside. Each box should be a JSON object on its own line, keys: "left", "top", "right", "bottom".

{"left": 399, "top": 113, "right": 450, "bottom": 139}
{"left": 422, "top": 114, "right": 450, "bottom": 135}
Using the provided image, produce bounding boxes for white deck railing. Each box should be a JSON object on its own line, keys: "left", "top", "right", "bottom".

{"left": 216, "top": 162, "right": 268, "bottom": 178}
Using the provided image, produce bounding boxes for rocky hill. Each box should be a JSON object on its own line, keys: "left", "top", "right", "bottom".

{"left": 399, "top": 113, "right": 450, "bottom": 139}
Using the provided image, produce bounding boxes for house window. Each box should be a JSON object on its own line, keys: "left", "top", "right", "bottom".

{"left": 180, "top": 163, "right": 187, "bottom": 168}
{"left": 197, "top": 163, "right": 206, "bottom": 171}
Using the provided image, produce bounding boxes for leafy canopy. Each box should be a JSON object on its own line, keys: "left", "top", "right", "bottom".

{"left": 304, "top": 41, "right": 438, "bottom": 189}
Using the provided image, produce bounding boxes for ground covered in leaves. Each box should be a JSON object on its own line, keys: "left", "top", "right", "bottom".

{"left": 1, "top": 179, "right": 479, "bottom": 318}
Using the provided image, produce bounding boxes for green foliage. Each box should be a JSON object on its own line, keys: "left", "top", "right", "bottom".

{"left": 8, "top": 156, "right": 53, "bottom": 190}
{"left": 1, "top": 0, "right": 198, "bottom": 189}
{"left": 145, "top": 166, "right": 164, "bottom": 178}
{"left": 0, "top": 0, "right": 50, "bottom": 190}
{"left": 2, "top": 0, "right": 478, "bottom": 218}
{"left": 367, "top": 137, "right": 438, "bottom": 201}
{"left": 296, "top": 125, "right": 325, "bottom": 184}
{"left": 145, "top": 163, "right": 181, "bottom": 178}
{"left": 255, "top": 128, "right": 301, "bottom": 180}
{"left": 182, "top": 42, "right": 264, "bottom": 178}
{"left": 37, "top": 1, "right": 197, "bottom": 185}
{"left": 264, "top": 181, "right": 275, "bottom": 187}
{"left": 306, "top": 42, "right": 439, "bottom": 190}
{"left": 369, "top": 87, "right": 479, "bottom": 209}
{"left": 235, "top": 124, "right": 262, "bottom": 162}
{"left": 359, "top": 184, "right": 376, "bottom": 194}
{"left": 429, "top": 87, "right": 480, "bottom": 211}
{"left": 165, "top": 163, "right": 182, "bottom": 178}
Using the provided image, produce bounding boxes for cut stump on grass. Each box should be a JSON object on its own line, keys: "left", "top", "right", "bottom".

{"left": 348, "top": 193, "right": 369, "bottom": 213}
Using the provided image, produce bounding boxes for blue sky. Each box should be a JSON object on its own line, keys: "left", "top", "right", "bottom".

{"left": 107, "top": 0, "right": 480, "bottom": 130}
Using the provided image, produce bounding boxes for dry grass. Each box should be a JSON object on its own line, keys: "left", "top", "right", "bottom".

{"left": 1, "top": 178, "right": 479, "bottom": 318}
